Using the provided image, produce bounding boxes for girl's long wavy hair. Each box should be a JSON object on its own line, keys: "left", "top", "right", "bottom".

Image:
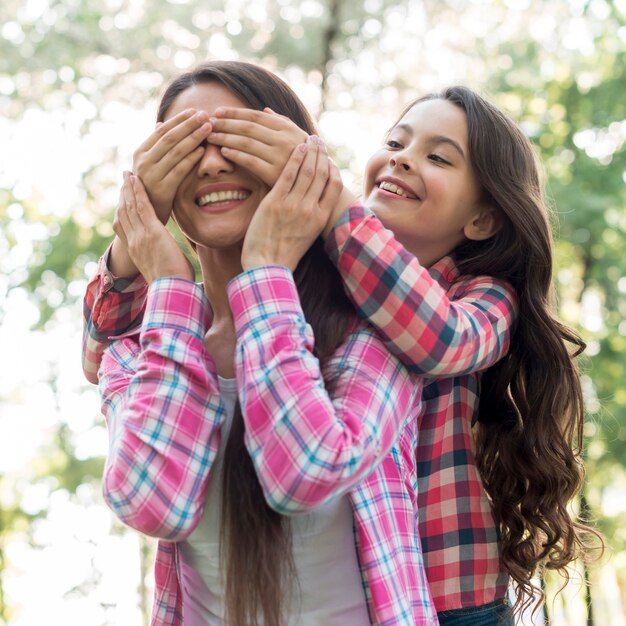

{"left": 404, "top": 87, "right": 602, "bottom": 612}
{"left": 158, "top": 60, "right": 354, "bottom": 626}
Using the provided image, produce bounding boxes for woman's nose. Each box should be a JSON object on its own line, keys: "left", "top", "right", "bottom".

{"left": 197, "top": 142, "right": 234, "bottom": 178}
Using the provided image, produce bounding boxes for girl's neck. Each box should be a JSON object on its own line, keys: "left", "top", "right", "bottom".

{"left": 197, "top": 246, "right": 243, "bottom": 377}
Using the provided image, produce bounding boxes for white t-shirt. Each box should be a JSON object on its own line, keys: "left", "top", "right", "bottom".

{"left": 178, "top": 376, "right": 370, "bottom": 626}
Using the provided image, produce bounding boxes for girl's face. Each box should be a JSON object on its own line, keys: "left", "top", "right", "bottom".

{"left": 364, "top": 98, "right": 495, "bottom": 267}
{"left": 167, "top": 82, "right": 269, "bottom": 250}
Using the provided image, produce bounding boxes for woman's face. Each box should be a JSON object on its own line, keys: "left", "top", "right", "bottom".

{"left": 166, "top": 82, "right": 269, "bottom": 250}
{"left": 363, "top": 98, "right": 488, "bottom": 267}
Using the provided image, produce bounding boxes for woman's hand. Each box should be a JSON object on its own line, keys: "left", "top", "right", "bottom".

{"left": 207, "top": 107, "right": 308, "bottom": 187}
{"left": 133, "top": 109, "right": 213, "bottom": 223}
{"left": 241, "top": 136, "right": 343, "bottom": 272}
{"left": 114, "top": 171, "right": 195, "bottom": 284}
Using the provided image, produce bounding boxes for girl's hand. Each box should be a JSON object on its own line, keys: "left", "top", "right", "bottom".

{"left": 132, "top": 109, "right": 213, "bottom": 223}
{"left": 114, "top": 171, "right": 195, "bottom": 284}
{"left": 242, "top": 136, "right": 343, "bottom": 272}
{"left": 207, "top": 107, "right": 308, "bottom": 187}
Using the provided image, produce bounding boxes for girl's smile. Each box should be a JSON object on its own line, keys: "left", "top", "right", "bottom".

{"left": 364, "top": 98, "right": 496, "bottom": 267}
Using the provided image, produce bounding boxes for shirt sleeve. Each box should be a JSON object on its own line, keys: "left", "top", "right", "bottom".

{"left": 82, "top": 245, "right": 149, "bottom": 384}
{"left": 228, "top": 265, "right": 422, "bottom": 515}
{"left": 98, "top": 277, "right": 222, "bottom": 541}
{"left": 325, "top": 204, "right": 519, "bottom": 377}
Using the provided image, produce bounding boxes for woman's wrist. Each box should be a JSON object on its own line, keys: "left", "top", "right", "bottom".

{"left": 108, "top": 237, "right": 140, "bottom": 278}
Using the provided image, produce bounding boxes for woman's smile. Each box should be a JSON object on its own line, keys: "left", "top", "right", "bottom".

{"left": 195, "top": 183, "right": 252, "bottom": 212}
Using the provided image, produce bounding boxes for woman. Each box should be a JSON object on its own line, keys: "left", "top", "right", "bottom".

{"left": 85, "top": 60, "right": 436, "bottom": 626}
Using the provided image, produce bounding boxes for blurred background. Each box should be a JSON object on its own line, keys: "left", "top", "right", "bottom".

{"left": 1, "top": 0, "right": 625, "bottom": 624}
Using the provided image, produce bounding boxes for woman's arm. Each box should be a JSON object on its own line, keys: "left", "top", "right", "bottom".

{"left": 325, "top": 204, "right": 519, "bottom": 377}
{"left": 99, "top": 277, "right": 222, "bottom": 541}
{"left": 228, "top": 266, "right": 422, "bottom": 515}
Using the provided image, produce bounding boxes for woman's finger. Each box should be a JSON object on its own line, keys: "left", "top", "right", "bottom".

{"left": 318, "top": 161, "right": 344, "bottom": 213}
{"left": 121, "top": 171, "right": 142, "bottom": 231}
{"left": 131, "top": 174, "right": 161, "bottom": 228}
{"left": 287, "top": 140, "right": 321, "bottom": 200}
{"left": 271, "top": 143, "right": 308, "bottom": 196}
{"left": 113, "top": 184, "right": 130, "bottom": 245}
{"left": 300, "top": 137, "right": 331, "bottom": 202}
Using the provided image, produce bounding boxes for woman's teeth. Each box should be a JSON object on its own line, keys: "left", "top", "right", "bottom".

{"left": 379, "top": 181, "right": 408, "bottom": 197}
{"left": 198, "top": 190, "right": 250, "bottom": 206}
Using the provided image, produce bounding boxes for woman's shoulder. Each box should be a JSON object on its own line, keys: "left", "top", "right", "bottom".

{"left": 325, "top": 318, "right": 418, "bottom": 382}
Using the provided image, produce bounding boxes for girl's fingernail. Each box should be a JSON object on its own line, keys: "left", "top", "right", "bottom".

{"left": 298, "top": 143, "right": 308, "bottom": 153}
{"left": 310, "top": 135, "right": 324, "bottom": 145}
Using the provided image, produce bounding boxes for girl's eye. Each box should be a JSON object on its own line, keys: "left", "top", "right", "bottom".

{"left": 428, "top": 153, "right": 451, "bottom": 165}
{"left": 386, "top": 140, "right": 403, "bottom": 149}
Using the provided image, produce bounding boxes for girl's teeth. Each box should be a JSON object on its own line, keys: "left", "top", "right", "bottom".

{"left": 198, "top": 190, "right": 250, "bottom": 206}
{"left": 379, "top": 181, "right": 407, "bottom": 197}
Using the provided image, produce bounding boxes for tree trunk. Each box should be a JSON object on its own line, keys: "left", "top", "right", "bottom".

{"left": 579, "top": 493, "right": 595, "bottom": 626}
{"left": 319, "top": 0, "right": 342, "bottom": 112}
{"left": 139, "top": 535, "right": 151, "bottom": 626}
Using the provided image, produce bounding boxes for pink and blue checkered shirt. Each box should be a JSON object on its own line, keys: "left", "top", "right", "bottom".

{"left": 325, "top": 204, "right": 518, "bottom": 611}
{"left": 88, "top": 261, "right": 437, "bottom": 625}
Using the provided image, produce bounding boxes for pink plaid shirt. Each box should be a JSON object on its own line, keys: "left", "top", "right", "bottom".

{"left": 325, "top": 204, "right": 518, "bottom": 611}
{"left": 90, "top": 262, "right": 437, "bottom": 625}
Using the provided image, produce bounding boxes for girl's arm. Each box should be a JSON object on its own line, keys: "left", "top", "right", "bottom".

{"left": 326, "top": 204, "right": 519, "bottom": 377}
{"left": 82, "top": 250, "right": 148, "bottom": 384}
{"left": 228, "top": 265, "right": 422, "bottom": 515}
{"left": 99, "top": 277, "right": 223, "bottom": 541}
{"left": 83, "top": 172, "right": 196, "bottom": 384}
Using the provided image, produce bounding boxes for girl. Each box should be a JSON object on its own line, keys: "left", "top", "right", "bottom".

{"left": 202, "top": 88, "right": 601, "bottom": 624}
{"left": 85, "top": 60, "right": 436, "bottom": 626}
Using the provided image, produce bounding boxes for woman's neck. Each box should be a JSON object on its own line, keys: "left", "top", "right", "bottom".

{"left": 197, "top": 246, "right": 243, "bottom": 378}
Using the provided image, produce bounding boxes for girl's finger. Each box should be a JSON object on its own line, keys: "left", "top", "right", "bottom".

{"left": 218, "top": 146, "right": 275, "bottom": 182}
{"left": 207, "top": 129, "right": 273, "bottom": 154}
{"left": 210, "top": 110, "right": 308, "bottom": 146}
{"left": 134, "top": 111, "right": 211, "bottom": 172}
{"left": 213, "top": 106, "right": 288, "bottom": 131}
{"left": 134, "top": 108, "right": 198, "bottom": 156}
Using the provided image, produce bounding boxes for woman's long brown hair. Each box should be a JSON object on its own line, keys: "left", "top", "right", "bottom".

{"left": 158, "top": 61, "right": 354, "bottom": 626}
{"left": 408, "top": 87, "right": 603, "bottom": 613}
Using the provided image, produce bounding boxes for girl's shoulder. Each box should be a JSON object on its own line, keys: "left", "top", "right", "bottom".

{"left": 433, "top": 256, "right": 517, "bottom": 307}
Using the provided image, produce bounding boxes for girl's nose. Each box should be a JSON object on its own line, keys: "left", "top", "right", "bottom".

{"left": 389, "top": 153, "right": 411, "bottom": 171}
{"left": 197, "top": 142, "right": 234, "bottom": 178}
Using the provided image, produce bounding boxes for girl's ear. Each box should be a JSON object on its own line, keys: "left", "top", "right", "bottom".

{"left": 463, "top": 205, "right": 501, "bottom": 241}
